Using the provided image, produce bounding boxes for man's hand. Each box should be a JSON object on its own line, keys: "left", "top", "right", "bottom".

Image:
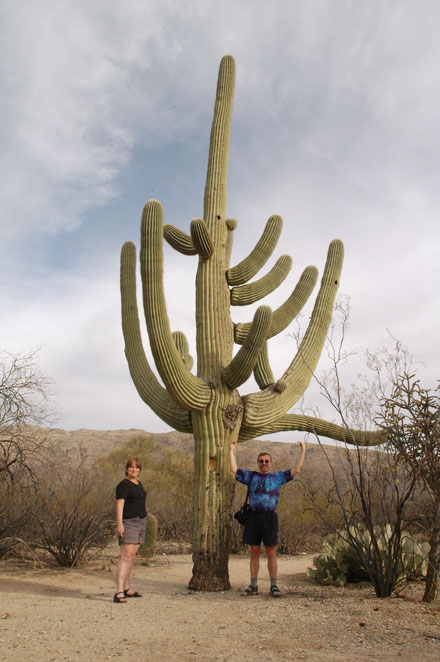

{"left": 230, "top": 439, "right": 237, "bottom": 452}
{"left": 298, "top": 441, "right": 306, "bottom": 452}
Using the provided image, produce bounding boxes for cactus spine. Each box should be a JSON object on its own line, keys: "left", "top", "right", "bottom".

{"left": 120, "top": 56, "right": 380, "bottom": 591}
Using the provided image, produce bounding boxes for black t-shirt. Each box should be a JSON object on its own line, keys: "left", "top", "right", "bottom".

{"left": 115, "top": 479, "right": 147, "bottom": 519}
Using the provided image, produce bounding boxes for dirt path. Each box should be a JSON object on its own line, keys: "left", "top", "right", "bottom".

{"left": 1, "top": 550, "right": 439, "bottom": 661}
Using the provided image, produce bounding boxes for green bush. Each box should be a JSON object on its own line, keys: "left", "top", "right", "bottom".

{"left": 307, "top": 526, "right": 430, "bottom": 588}
{"left": 138, "top": 513, "right": 158, "bottom": 558}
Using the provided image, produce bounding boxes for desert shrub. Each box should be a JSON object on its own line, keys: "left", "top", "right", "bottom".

{"left": 307, "top": 526, "right": 430, "bottom": 588}
{"left": 149, "top": 448, "right": 193, "bottom": 541}
{"left": 0, "top": 475, "right": 36, "bottom": 558}
{"left": 30, "top": 448, "right": 114, "bottom": 567}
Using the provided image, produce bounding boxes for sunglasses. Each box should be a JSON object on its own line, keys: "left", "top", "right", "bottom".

{"left": 258, "top": 459, "right": 271, "bottom": 464}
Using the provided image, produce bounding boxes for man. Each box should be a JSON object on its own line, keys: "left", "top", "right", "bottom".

{"left": 229, "top": 439, "right": 306, "bottom": 597}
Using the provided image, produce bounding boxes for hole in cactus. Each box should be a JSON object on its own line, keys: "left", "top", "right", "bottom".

{"left": 209, "top": 457, "right": 216, "bottom": 471}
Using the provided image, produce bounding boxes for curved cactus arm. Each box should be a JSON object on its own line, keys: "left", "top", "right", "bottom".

{"left": 243, "top": 240, "right": 344, "bottom": 427}
{"left": 235, "top": 265, "right": 318, "bottom": 345}
{"left": 253, "top": 342, "right": 275, "bottom": 389}
{"left": 172, "top": 330, "right": 194, "bottom": 371}
{"left": 190, "top": 218, "right": 214, "bottom": 259}
{"left": 163, "top": 224, "right": 197, "bottom": 255}
{"left": 238, "top": 413, "right": 384, "bottom": 447}
{"left": 141, "top": 199, "right": 211, "bottom": 411}
{"left": 231, "top": 255, "right": 292, "bottom": 306}
{"left": 120, "top": 242, "right": 193, "bottom": 432}
{"left": 226, "top": 215, "right": 283, "bottom": 286}
{"left": 222, "top": 306, "right": 273, "bottom": 390}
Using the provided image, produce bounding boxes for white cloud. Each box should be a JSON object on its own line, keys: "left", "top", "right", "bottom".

{"left": 2, "top": 0, "right": 439, "bottom": 432}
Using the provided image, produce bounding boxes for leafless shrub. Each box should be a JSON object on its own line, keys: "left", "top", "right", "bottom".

{"left": 30, "top": 447, "right": 114, "bottom": 567}
{"left": 0, "top": 348, "right": 56, "bottom": 482}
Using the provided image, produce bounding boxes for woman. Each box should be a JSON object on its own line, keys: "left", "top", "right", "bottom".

{"left": 114, "top": 457, "right": 147, "bottom": 603}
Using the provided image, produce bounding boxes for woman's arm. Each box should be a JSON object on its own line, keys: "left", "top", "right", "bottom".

{"left": 116, "top": 499, "right": 125, "bottom": 537}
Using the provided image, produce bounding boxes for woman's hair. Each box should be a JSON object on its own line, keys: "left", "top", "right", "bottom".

{"left": 125, "top": 457, "right": 142, "bottom": 476}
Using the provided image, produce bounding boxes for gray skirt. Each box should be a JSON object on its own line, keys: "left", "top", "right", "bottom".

{"left": 118, "top": 516, "right": 147, "bottom": 545}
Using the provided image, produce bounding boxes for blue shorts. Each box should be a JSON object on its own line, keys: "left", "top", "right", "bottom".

{"left": 243, "top": 511, "right": 278, "bottom": 547}
{"left": 118, "top": 516, "right": 146, "bottom": 545}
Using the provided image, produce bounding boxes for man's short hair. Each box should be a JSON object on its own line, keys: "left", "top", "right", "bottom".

{"left": 257, "top": 451, "right": 272, "bottom": 462}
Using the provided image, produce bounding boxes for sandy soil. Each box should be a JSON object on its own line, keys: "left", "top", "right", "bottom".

{"left": 1, "top": 547, "right": 439, "bottom": 662}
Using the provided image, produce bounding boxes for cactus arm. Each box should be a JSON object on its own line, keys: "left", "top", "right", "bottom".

{"left": 253, "top": 342, "right": 275, "bottom": 389}
{"left": 172, "top": 331, "right": 194, "bottom": 371}
{"left": 120, "top": 241, "right": 192, "bottom": 432}
{"left": 235, "top": 265, "right": 318, "bottom": 344}
{"left": 226, "top": 215, "right": 283, "bottom": 286}
{"left": 238, "top": 413, "right": 384, "bottom": 447}
{"left": 141, "top": 199, "right": 211, "bottom": 411}
{"left": 190, "top": 219, "right": 214, "bottom": 259}
{"left": 231, "top": 255, "right": 292, "bottom": 306}
{"left": 222, "top": 306, "right": 272, "bottom": 390}
{"left": 243, "top": 240, "right": 344, "bottom": 427}
{"left": 163, "top": 224, "right": 197, "bottom": 255}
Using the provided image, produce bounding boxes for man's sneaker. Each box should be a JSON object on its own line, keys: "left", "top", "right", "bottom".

{"left": 240, "top": 585, "right": 258, "bottom": 596}
{"left": 270, "top": 585, "right": 282, "bottom": 598}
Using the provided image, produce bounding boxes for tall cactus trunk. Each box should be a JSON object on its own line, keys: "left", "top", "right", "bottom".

{"left": 189, "top": 392, "right": 243, "bottom": 590}
{"left": 188, "top": 57, "right": 237, "bottom": 590}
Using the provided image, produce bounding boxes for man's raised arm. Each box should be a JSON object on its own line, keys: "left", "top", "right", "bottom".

{"left": 291, "top": 441, "right": 306, "bottom": 478}
{"left": 229, "top": 439, "right": 238, "bottom": 476}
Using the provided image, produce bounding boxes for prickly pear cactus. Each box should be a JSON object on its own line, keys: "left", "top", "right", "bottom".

{"left": 120, "top": 56, "right": 381, "bottom": 590}
{"left": 307, "top": 528, "right": 430, "bottom": 587}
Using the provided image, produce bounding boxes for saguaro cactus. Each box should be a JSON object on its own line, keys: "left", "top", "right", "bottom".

{"left": 120, "top": 56, "right": 381, "bottom": 590}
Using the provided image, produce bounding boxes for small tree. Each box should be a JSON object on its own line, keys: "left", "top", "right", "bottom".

{"left": 0, "top": 348, "right": 55, "bottom": 555}
{"left": 295, "top": 299, "right": 422, "bottom": 597}
{"left": 0, "top": 348, "right": 54, "bottom": 481}
{"left": 378, "top": 373, "right": 440, "bottom": 602}
{"left": 307, "top": 440, "right": 419, "bottom": 597}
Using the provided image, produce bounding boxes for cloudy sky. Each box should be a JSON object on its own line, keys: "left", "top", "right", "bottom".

{"left": 2, "top": 0, "right": 439, "bottom": 435}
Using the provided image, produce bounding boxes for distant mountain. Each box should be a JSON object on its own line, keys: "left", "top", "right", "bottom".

{"left": 40, "top": 426, "right": 369, "bottom": 483}
{"left": 43, "top": 427, "right": 194, "bottom": 458}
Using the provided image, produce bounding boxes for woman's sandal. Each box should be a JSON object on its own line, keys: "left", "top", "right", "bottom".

{"left": 113, "top": 592, "right": 127, "bottom": 603}
{"left": 124, "top": 589, "right": 142, "bottom": 598}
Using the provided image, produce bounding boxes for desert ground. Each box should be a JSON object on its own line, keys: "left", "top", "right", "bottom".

{"left": 1, "top": 546, "right": 439, "bottom": 662}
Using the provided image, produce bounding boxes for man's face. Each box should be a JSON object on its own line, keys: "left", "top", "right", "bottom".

{"left": 257, "top": 454, "right": 272, "bottom": 473}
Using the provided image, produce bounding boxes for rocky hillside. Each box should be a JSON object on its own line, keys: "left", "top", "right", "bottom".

{"left": 40, "top": 426, "right": 371, "bottom": 481}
